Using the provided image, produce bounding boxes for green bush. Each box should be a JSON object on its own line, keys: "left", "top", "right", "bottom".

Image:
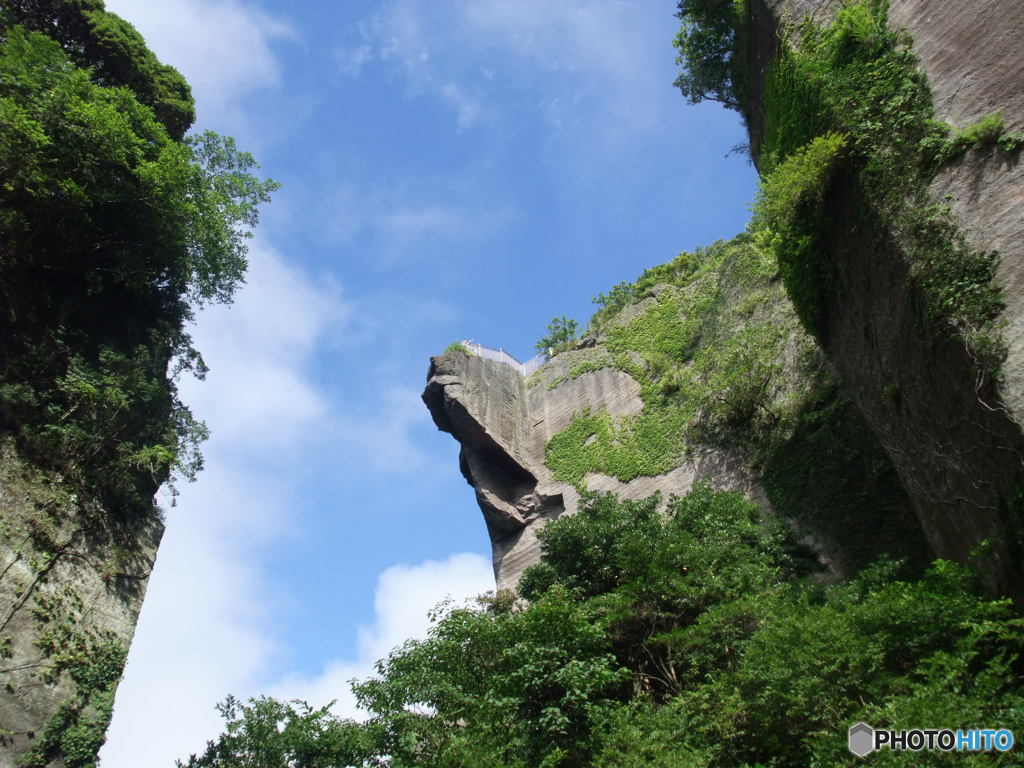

{"left": 0, "top": 15, "right": 277, "bottom": 518}
{"left": 934, "top": 112, "right": 1024, "bottom": 163}
{"left": 751, "top": 132, "right": 848, "bottom": 336}
{"left": 186, "top": 487, "right": 1024, "bottom": 767}
{"left": 535, "top": 315, "right": 579, "bottom": 356}
{"left": 442, "top": 341, "right": 472, "bottom": 356}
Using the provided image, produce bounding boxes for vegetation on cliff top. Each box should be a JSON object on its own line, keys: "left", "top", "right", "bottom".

{"left": 542, "top": 234, "right": 926, "bottom": 575}
{"left": 544, "top": 237, "right": 797, "bottom": 488}
{"left": 183, "top": 488, "right": 1024, "bottom": 767}
{"left": 0, "top": 2, "right": 275, "bottom": 765}
{"left": 534, "top": 315, "right": 580, "bottom": 357}
{"left": 675, "top": 0, "right": 1015, "bottom": 376}
{"left": 442, "top": 341, "right": 473, "bottom": 357}
{"left": 672, "top": 0, "right": 749, "bottom": 113}
{"left": 0, "top": 1, "right": 277, "bottom": 521}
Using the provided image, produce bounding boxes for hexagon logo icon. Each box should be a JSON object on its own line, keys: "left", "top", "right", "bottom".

{"left": 848, "top": 722, "right": 875, "bottom": 757}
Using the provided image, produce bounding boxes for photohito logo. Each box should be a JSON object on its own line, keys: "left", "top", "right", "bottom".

{"left": 848, "top": 723, "right": 1015, "bottom": 756}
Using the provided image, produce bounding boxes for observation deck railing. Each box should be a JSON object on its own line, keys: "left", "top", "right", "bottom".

{"left": 462, "top": 341, "right": 546, "bottom": 376}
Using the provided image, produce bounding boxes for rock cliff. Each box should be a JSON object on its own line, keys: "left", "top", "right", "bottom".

{"left": 425, "top": 239, "right": 930, "bottom": 588}
{"left": 0, "top": 440, "right": 161, "bottom": 766}
{"left": 423, "top": 351, "right": 765, "bottom": 589}
{"left": 740, "top": 0, "right": 1024, "bottom": 599}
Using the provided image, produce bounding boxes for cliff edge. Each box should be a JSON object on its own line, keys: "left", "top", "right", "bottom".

{"left": 423, "top": 350, "right": 763, "bottom": 589}
{"left": 0, "top": 441, "right": 162, "bottom": 766}
{"left": 425, "top": 239, "right": 930, "bottom": 588}
{"left": 732, "top": 0, "right": 1024, "bottom": 598}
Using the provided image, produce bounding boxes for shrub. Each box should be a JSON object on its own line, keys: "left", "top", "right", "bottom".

{"left": 442, "top": 341, "right": 472, "bottom": 356}
{"left": 751, "top": 132, "right": 848, "bottom": 336}
{"left": 187, "top": 487, "right": 1024, "bottom": 767}
{"left": 535, "top": 315, "right": 579, "bottom": 356}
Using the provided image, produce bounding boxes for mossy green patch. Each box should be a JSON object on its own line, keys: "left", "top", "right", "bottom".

{"left": 545, "top": 238, "right": 815, "bottom": 489}
{"left": 545, "top": 403, "right": 691, "bottom": 488}
{"left": 542, "top": 232, "right": 925, "bottom": 575}
{"left": 751, "top": 0, "right": 1009, "bottom": 374}
{"left": 546, "top": 355, "right": 616, "bottom": 391}
{"left": 758, "top": 48, "right": 831, "bottom": 174}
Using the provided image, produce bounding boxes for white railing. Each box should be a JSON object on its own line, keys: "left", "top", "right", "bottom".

{"left": 462, "top": 341, "right": 546, "bottom": 376}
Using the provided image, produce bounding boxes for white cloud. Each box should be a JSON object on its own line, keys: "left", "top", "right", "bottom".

{"left": 335, "top": 42, "right": 374, "bottom": 77}
{"left": 464, "top": 0, "right": 677, "bottom": 137}
{"left": 326, "top": 183, "right": 365, "bottom": 243}
{"left": 99, "top": 467, "right": 285, "bottom": 767}
{"left": 179, "top": 244, "right": 345, "bottom": 450}
{"left": 378, "top": 204, "right": 473, "bottom": 244}
{"left": 100, "top": 242, "right": 342, "bottom": 767}
{"left": 101, "top": 240, "right": 474, "bottom": 765}
{"left": 331, "top": 385, "right": 445, "bottom": 477}
{"left": 268, "top": 553, "right": 494, "bottom": 719}
{"left": 325, "top": 180, "right": 515, "bottom": 260}
{"left": 440, "top": 82, "right": 482, "bottom": 131}
{"left": 103, "top": 0, "right": 294, "bottom": 128}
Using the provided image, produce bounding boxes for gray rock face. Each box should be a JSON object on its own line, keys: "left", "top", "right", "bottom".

{"left": 893, "top": 0, "right": 1024, "bottom": 430}
{"left": 889, "top": 0, "right": 1024, "bottom": 131}
{"left": 0, "top": 440, "right": 162, "bottom": 766}
{"left": 767, "top": 0, "right": 1024, "bottom": 427}
{"left": 752, "top": 0, "right": 1024, "bottom": 599}
{"left": 423, "top": 351, "right": 765, "bottom": 589}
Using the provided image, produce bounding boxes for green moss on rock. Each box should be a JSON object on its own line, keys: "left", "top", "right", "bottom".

{"left": 546, "top": 237, "right": 811, "bottom": 487}
{"left": 543, "top": 233, "right": 930, "bottom": 574}
{"left": 751, "top": 0, "right": 1007, "bottom": 373}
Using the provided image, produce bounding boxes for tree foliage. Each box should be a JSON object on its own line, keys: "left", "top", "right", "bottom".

{"left": 0, "top": 4, "right": 277, "bottom": 517}
{"left": 1, "top": 0, "right": 194, "bottom": 138}
{"left": 185, "top": 487, "right": 1024, "bottom": 767}
{"left": 177, "top": 697, "right": 369, "bottom": 768}
{"left": 672, "top": 0, "right": 747, "bottom": 111}
{"left": 535, "top": 315, "right": 579, "bottom": 356}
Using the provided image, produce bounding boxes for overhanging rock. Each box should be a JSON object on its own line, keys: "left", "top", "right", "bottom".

{"left": 423, "top": 349, "right": 769, "bottom": 590}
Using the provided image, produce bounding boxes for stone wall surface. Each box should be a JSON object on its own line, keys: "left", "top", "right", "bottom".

{"left": 765, "top": 0, "right": 1024, "bottom": 422}
{"left": 423, "top": 351, "right": 764, "bottom": 589}
{"left": 0, "top": 440, "right": 161, "bottom": 767}
{"left": 752, "top": 0, "right": 1024, "bottom": 598}
{"left": 891, "top": 0, "right": 1024, "bottom": 428}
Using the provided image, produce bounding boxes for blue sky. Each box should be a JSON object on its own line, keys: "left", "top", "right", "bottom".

{"left": 94, "top": 1, "right": 757, "bottom": 764}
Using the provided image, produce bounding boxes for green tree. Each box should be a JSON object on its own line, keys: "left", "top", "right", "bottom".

{"left": 177, "top": 697, "right": 368, "bottom": 768}
{"left": 188, "top": 488, "right": 1024, "bottom": 767}
{"left": 0, "top": 5, "right": 277, "bottom": 516}
{"left": 672, "top": 0, "right": 747, "bottom": 111}
{"left": 356, "top": 590, "right": 629, "bottom": 767}
{"left": 535, "top": 315, "right": 579, "bottom": 356}
{"left": 1, "top": 0, "right": 194, "bottom": 138}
